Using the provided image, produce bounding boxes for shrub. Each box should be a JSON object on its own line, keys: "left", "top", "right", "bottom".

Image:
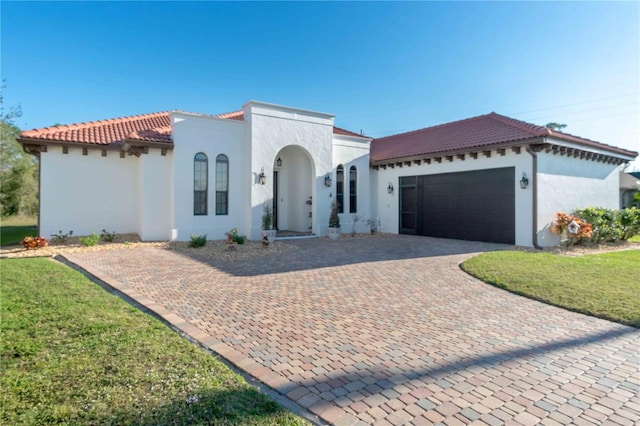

{"left": 329, "top": 201, "right": 340, "bottom": 228}
{"left": 573, "top": 207, "right": 640, "bottom": 242}
{"left": 225, "top": 228, "right": 246, "bottom": 244}
{"left": 188, "top": 234, "right": 207, "bottom": 248}
{"left": 573, "top": 207, "right": 619, "bottom": 243}
{"left": 79, "top": 233, "right": 100, "bottom": 247}
{"left": 262, "top": 203, "right": 273, "bottom": 230}
{"left": 100, "top": 229, "right": 117, "bottom": 242}
{"left": 21, "top": 236, "right": 48, "bottom": 250}
{"left": 615, "top": 207, "right": 640, "bottom": 240}
{"left": 550, "top": 212, "right": 592, "bottom": 245}
{"left": 50, "top": 230, "right": 73, "bottom": 244}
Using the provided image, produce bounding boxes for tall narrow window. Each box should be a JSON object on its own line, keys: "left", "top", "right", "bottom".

{"left": 336, "top": 165, "right": 344, "bottom": 213}
{"left": 216, "top": 154, "right": 229, "bottom": 215}
{"left": 349, "top": 166, "right": 357, "bottom": 213}
{"left": 194, "top": 153, "right": 208, "bottom": 215}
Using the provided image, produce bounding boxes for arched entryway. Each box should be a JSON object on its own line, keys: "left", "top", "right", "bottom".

{"left": 273, "top": 145, "right": 314, "bottom": 235}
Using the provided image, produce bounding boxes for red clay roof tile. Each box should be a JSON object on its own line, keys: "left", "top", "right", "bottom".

{"left": 19, "top": 112, "right": 173, "bottom": 146}
{"left": 371, "top": 112, "right": 637, "bottom": 163}
{"left": 18, "top": 108, "right": 364, "bottom": 146}
{"left": 333, "top": 126, "right": 368, "bottom": 138}
{"left": 127, "top": 125, "right": 172, "bottom": 143}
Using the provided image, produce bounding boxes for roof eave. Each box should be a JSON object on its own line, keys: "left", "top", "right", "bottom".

{"left": 370, "top": 138, "right": 544, "bottom": 167}
{"left": 18, "top": 136, "right": 174, "bottom": 151}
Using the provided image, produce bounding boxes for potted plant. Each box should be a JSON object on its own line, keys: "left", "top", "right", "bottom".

{"left": 261, "top": 202, "right": 276, "bottom": 245}
{"left": 328, "top": 201, "right": 341, "bottom": 240}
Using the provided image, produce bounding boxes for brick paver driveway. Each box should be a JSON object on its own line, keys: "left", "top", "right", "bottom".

{"left": 64, "top": 235, "right": 639, "bottom": 426}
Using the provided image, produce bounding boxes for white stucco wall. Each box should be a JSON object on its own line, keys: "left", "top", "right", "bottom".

{"left": 137, "top": 150, "right": 173, "bottom": 241}
{"left": 171, "top": 112, "right": 247, "bottom": 241}
{"left": 39, "top": 146, "right": 139, "bottom": 238}
{"left": 333, "top": 135, "right": 372, "bottom": 233}
{"left": 245, "top": 101, "right": 335, "bottom": 240}
{"left": 536, "top": 150, "right": 621, "bottom": 246}
{"left": 372, "top": 149, "right": 533, "bottom": 246}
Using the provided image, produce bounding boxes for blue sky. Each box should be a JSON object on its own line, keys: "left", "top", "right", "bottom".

{"left": 2, "top": 1, "right": 639, "bottom": 167}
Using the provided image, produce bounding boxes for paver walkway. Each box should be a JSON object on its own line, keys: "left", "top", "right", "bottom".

{"left": 64, "top": 235, "right": 639, "bottom": 426}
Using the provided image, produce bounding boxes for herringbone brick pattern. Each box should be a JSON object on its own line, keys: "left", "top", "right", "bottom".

{"left": 65, "top": 236, "right": 640, "bottom": 425}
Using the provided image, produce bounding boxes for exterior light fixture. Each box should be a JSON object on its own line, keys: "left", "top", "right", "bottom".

{"left": 258, "top": 167, "right": 266, "bottom": 185}
{"left": 387, "top": 182, "right": 394, "bottom": 194}
{"left": 324, "top": 174, "right": 332, "bottom": 187}
{"left": 276, "top": 157, "right": 282, "bottom": 167}
{"left": 520, "top": 172, "right": 529, "bottom": 189}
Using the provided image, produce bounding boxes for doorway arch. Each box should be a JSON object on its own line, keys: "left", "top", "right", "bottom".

{"left": 273, "top": 145, "right": 315, "bottom": 234}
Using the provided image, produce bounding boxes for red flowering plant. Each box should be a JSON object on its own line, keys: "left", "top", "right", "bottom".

{"left": 550, "top": 212, "right": 593, "bottom": 245}
{"left": 21, "top": 236, "right": 49, "bottom": 250}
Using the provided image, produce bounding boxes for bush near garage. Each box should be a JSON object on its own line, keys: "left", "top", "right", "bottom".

{"left": 573, "top": 207, "right": 640, "bottom": 242}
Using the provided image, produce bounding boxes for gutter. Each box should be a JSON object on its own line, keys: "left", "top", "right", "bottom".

{"left": 525, "top": 145, "right": 542, "bottom": 249}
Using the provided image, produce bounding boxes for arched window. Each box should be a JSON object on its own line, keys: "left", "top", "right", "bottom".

{"left": 336, "top": 165, "right": 344, "bottom": 213}
{"left": 216, "top": 154, "right": 229, "bottom": 215}
{"left": 349, "top": 165, "right": 357, "bottom": 213}
{"left": 194, "top": 153, "right": 208, "bottom": 215}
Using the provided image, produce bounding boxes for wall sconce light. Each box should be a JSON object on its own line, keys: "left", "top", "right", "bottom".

{"left": 520, "top": 172, "right": 529, "bottom": 189}
{"left": 387, "top": 182, "right": 394, "bottom": 194}
{"left": 258, "top": 167, "right": 266, "bottom": 185}
{"left": 324, "top": 174, "right": 332, "bottom": 187}
{"left": 276, "top": 157, "right": 282, "bottom": 167}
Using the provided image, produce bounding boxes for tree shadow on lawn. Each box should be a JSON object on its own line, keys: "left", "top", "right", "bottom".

{"left": 91, "top": 387, "right": 305, "bottom": 426}
{"left": 167, "top": 234, "right": 510, "bottom": 277}
{"left": 0, "top": 225, "right": 37, "bottom": 246}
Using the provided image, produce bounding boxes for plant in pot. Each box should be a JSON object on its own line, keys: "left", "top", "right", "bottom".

{"left": 261, "top": 202, "right": 276, "bottom": 246}
{"left": 328, "top": 201, "right": 341, "bottom": 240}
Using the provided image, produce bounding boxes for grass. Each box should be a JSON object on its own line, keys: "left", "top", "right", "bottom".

{"left": 630, "top": 234, "right": 640, "bottom": 243}
{"left": 461, "top": 249, "right": 640, "bottom": 327}
{"left": 0, "top": 216, "right": 37, "bottom": 246}
{"left": 1, "top": 258, "right": 308, "bottom": 425}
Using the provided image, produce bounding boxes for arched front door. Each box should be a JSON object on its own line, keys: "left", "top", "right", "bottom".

{"left": 273, "top": 146, "right": 314, "bottom": 235}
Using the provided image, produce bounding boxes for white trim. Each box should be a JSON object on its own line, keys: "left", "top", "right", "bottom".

{"left": 171, "top": 111, "right": 245, "bottom": 126}
{"left": 545, "top": 137, "right": 636, "bottom": 161}
{"left": 243, "top": 100, "right": 335, "bottom": 119}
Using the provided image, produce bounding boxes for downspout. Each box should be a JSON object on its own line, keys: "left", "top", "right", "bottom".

{"left": 525, "top": 145, "right": 541, "bottom": 249}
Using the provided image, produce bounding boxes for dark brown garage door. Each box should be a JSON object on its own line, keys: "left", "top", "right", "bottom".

{"left": 400, "top": 167, "right": 515, "bottom": 244}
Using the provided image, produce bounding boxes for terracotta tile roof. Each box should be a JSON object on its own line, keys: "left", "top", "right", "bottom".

{"left": 127, "top": 125, "right": 172, "bottom": 143}
{"left": 371, "top": 112, "right": 638, "bottom": 164}
{"left": 333, "top": 126, "right": 368, "bottom": 138}
{"left": 19, "top": 112, "right": 172, "bottom": 146}
{"left": 216, "top": 110, "right": 244, "bottom": 120}
{"left": 19, "top": 107, "right": 367, "bottom": 147}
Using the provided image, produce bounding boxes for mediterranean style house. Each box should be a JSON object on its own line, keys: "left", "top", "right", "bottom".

{"left": 18, "top": 100, "right": 637, "bottom": 247}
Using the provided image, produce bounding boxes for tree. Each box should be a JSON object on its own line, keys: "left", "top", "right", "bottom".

{"left": 0, "top": 82, "right": 38, "bottom": 217}
{"left": 545, "top": 122, "right": 567, "bottom": 131}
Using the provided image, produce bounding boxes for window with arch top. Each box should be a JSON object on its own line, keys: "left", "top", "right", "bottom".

{"left": 336, "top": 165, "right": 344, "bottom": 213}
{"left": 216, "top": 154, "right": 229, "bottom": 215}
{"left": 349, "top": 165, "right": 357, "bottom": 213}
{"left": 194, "top": 153, "right": 208, "bottom": 215}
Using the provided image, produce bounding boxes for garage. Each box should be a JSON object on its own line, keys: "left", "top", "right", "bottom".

{"left": 399, "top": 167, "right": 515, "bottom": 244}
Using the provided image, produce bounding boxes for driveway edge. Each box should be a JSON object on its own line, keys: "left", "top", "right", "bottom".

{"left": 57, "top": 254, "right": 328, "bottom": 426}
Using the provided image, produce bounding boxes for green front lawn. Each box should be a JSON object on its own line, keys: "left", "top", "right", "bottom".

{"left": 0, "top": 216, "right": 37, "bottom": 246}
{"left": 461, "top": 250, "right": 640, "bottom": 327}
{"left": 1, "top": 258, "right": 307, "bottom": 425}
